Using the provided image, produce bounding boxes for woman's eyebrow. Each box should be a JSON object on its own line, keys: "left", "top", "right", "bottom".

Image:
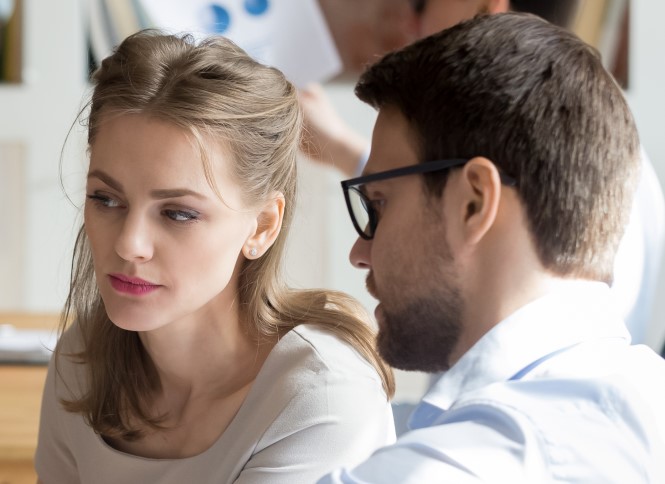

{"left": 87, "top": 169, "right": 123, "bottom": 192}
{"left": 88, "top": 170, "right": 207, "bottom": 200}
{"left": 149, "top": 188, "right": 207, "bottom": 200}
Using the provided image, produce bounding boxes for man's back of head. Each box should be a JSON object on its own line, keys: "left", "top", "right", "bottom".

{"left": 356, "top": 12, "right": 640, "bottom": 286}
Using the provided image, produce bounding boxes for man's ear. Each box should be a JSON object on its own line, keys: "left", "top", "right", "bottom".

{"left": 243, "top": 193, "right": 285, "bottom": 259}
{"left": 455, "top": 156, "right": 502, "bottom": 247}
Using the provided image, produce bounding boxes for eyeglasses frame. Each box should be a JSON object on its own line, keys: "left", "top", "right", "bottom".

{"left": 341, "top": 158, "right": 517, "bottom": 240}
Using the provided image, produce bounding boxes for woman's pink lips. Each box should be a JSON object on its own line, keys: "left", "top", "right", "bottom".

{"left": 108, "top": 274, "right": 161, "bottom": 296}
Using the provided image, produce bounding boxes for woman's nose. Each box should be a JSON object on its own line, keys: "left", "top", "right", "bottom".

{"left": 113, "top": 212, "right": 154, "bottom": 262}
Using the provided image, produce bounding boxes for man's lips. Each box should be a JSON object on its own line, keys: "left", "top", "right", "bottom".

{"left": 366, "top": 273, "right": 379, "bottom": 300}
{"left": 374, "top": 304, "right": 385, "bottom": 325}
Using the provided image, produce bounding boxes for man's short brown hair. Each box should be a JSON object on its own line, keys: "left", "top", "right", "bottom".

{"left": 355, "top": 12, "right": 640, "bottom": 283}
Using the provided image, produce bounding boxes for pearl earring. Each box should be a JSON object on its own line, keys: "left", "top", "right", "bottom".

{"left": 249, "top": 248, "right": 257, "bottom": 257}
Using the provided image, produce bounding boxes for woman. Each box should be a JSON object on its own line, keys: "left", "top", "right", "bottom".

{"left": 35, "top": 30, "right": 395, "bottom": 483}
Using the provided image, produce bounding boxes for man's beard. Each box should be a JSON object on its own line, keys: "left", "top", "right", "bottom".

{"left": 367, "top": 269, "right": 463, "bottom": 373}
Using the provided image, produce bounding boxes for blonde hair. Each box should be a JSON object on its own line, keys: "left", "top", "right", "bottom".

{"left": 59, "top": 30, "right": 394, "bottom": 440}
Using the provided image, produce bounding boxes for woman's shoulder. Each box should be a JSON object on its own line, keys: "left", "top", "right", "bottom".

{"left": 270, "top": 324, "right": 382, "bottom": 383}
{"left": 221, "top": 325, "right": 394, "bottom": 483}
{"left": 295, "top": 324, "right": 378, "bottom": 373}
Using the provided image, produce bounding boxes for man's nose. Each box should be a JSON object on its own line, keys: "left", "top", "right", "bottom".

{"left": 349, "top": 236, "right": 372, "bottom": 270}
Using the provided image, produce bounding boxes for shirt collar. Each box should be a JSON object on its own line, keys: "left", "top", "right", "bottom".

{"left": 409, "top": 280, "right": 630, "bottom": 429}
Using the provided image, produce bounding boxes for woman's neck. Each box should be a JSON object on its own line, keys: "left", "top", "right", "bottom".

{"left": 138, "top": 301, "right": 275, "bottom": 406}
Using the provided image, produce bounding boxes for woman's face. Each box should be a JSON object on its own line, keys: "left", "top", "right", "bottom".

{"left": 84, "top": 113, "right": 258, "bottom": 332}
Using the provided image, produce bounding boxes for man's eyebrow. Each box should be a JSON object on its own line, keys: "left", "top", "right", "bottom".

{"left": 88, "top": 170, "right": 207, "bottom": 200}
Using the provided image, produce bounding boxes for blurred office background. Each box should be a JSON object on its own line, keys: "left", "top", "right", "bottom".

{"left": 0, "top": 0, "right": 663, "bottom": 402}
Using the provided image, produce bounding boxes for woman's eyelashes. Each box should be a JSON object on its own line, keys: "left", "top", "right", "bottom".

{"left": 87, "top": 193, "right": 123, "bottom": 208}
{"left": 86, "top": 192, "right": 201, "bottom": 224}
{"left": 162, "top": 209, "right": 200, "bottom": 223}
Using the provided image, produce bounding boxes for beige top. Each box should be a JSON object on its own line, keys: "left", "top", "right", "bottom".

{"left": 35, "top": 324, "right": 395, "bottom": 483}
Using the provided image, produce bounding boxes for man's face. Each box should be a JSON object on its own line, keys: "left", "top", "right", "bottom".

{"left": 349, "top": 107, "right": 464, "bottom": 372}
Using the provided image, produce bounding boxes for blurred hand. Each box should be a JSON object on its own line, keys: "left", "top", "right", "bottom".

{"left": 299, "top": 83, "right": 369, "bottom": 177}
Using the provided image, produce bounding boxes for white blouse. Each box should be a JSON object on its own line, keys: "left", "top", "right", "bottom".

{"left": 35, "top": 324, "right": 395, "bottom": 483}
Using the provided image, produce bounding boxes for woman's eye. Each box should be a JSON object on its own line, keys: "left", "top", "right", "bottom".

{"left": 163, "top": 209, "right": 199, "bottom": 222}
{"left": 87, "top": 194, "right": 122, "bottom": 208}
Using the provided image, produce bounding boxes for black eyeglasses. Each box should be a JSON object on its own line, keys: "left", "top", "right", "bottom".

{"left": 341, "top": 158, "right": 517, "bottom": 240}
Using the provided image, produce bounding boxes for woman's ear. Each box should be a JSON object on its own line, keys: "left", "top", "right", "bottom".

{"left": 457, "top": 156, "right": 502, "bottom": 247}
{"left": 244, "top": 193, "right": 285, "bottom": 259}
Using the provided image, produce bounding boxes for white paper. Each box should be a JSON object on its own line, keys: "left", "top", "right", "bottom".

{"left": 270, "top": 0, "right": 342, "bottom": 87}
{"left": 139, "top": 0, "right": 342, "bottom": 86}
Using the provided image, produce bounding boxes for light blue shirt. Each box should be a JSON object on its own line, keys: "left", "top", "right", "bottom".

{"left": 320, "top": 281, "right": 665, "bottom": 483}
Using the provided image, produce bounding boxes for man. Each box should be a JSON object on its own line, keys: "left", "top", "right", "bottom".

{"left": 320, "top": 13, "right": 665, "bottom": 482}
{"left": 301, "top": 0, "right": 664, "bottom": 346}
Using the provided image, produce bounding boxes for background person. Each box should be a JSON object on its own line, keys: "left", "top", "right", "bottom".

{"left": 322, "top": 13, "right": 665, "bottom": 482}
{"left": 35, "top": 30, "right": 395, "bottom": 484}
